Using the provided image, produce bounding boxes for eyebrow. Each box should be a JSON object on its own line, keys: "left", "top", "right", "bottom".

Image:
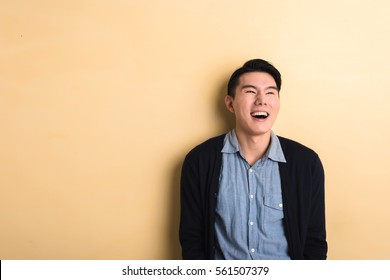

{"left": 241, "top": 85, "right": 279, "bottom": 91}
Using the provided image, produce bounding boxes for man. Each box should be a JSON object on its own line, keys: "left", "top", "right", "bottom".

{"left": 179, "top": 59, "right": 327, "bottom": 260}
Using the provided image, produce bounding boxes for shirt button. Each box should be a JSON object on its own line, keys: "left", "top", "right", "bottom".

{"left": 251, "top": 248, "right": 255, "bottom": 253}
{"left": 279, "top": 203, "right": 283, "bottom": 208}
{"left": 249, "top": 194, "right": 254, "bottom": 199}
{"left": 249, "top": 169, "right": 253, "bottom": 173}
{"left": 249, "top": 221, "right": 254, "bottom": 226}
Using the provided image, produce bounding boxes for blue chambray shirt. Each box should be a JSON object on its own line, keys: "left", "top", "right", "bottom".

{"left": 214, "top": 130, "right": 290, "bottom": 260}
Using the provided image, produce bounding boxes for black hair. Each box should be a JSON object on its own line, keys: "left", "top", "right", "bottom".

{"left": 227, "top": 59, "right": 282, "bottom": 97}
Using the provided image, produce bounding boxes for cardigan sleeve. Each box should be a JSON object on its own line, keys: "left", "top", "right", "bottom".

{"left": 303, "top": 154, "right": 328, "bottom": 259}
{"left": 179, "top": 152, "right": 207, "bottom": 259}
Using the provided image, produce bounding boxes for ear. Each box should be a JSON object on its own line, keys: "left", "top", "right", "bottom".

{"left": 225, "top": 95, "right": 235, "bottom": 113}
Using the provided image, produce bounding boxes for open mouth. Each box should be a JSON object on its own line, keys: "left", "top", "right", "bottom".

{"left": 251, "top": 111, "right": 269, "bottom": 120}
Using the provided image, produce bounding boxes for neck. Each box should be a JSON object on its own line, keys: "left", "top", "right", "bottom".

{"left": 235, "top": 129, "right": 271, "bottom": 166}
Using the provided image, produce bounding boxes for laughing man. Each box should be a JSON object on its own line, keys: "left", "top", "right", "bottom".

{"left": 179, "top": 59, "right": 327, "bottom": 260}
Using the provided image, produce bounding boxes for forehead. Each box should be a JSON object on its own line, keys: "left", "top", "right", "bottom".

{"left": 238, "top": 72, "right": 277, "bottom": 88}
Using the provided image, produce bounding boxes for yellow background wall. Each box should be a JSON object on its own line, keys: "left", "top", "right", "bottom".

{"left": 1, "top": 0, "right": 389, "bottom": 259}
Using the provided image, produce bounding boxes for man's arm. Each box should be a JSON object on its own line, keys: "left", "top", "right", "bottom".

{"left": 304, "top": 155, "right": 328, "bottom": 259}
{"left": 179, "top": 153, "right": 207, "bottom": 259}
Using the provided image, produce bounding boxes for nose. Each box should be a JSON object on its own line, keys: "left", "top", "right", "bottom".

{"left": 255, "top": 93, "right": 267, "bottom": 105}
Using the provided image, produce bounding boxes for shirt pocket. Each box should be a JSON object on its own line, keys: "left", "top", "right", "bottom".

{"left": 263, "top": 195, "right": 284, "bottom": 224}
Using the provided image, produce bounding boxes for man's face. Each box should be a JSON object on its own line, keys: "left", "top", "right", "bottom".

{"left": 225, "top": 72, "right": 280, "bottom": 138}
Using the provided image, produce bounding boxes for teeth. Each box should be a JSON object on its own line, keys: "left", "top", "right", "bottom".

{"left": 251, "top": 111, "right": 269, "bottom": 117}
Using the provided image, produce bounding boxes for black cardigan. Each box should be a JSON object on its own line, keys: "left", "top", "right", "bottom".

{"left": 179, "top": 134, "right": 327, "bottom": 260}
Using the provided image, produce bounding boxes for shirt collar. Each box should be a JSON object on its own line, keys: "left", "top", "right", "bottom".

{"left": 222, "top": 129, "right": 286, "bottom": 163}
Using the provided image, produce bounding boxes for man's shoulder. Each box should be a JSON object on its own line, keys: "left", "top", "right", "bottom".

{"left": 186, "top": 134, "right": 226, "bottom": 159}
{"left": 277, "top": 135, "right": 319, "bottom": 161}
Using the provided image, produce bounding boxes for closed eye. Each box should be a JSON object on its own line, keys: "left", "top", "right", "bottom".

{"left": 244, "top": 90, "right": 257, "bottom": 94}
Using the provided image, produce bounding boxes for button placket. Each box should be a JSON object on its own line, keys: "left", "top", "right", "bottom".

{"left": 248, "top": 166, "right": 256, "bottom": 255}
